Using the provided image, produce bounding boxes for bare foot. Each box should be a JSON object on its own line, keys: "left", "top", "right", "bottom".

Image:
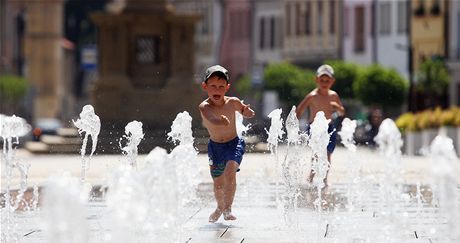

{"left": 209, "top": 209, "right": 222, "bottom": 223}
{"left": 223, "top": 209, "right": 237, "bottom": 220}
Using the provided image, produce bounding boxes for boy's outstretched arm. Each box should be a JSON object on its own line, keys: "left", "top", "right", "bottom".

{"left": 235, "top": 99, "right": 255, "bottom": 118}
{"left": 296, "top": 95, "right": 312, "bottom": 119}
{"left": 199, "top": 103, "right": 230, "bottom": 126}
{"left": 330, "top": 94, "right": 345, "bottom": 116}
{"left": 241, "top": 104, "right": 255, "bottom": 118}
{"left": 330, "top": 101, "right": 345, "bottom": 116}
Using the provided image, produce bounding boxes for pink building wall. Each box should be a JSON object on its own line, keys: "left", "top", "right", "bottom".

{"left": 342, "top": 0, "right": 374, "bottom": 65}
{"left": 219, "top": 0, "right": 252, "bottom": 81}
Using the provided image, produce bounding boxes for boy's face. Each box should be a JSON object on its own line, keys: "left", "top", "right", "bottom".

{"left": 201, "top": 76, "right": 230, "bottom": 103}
{"left": 315, "top": 75, "right": 335, "bottom": 90}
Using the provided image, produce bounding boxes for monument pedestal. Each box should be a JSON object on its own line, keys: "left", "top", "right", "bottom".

{"left": 91, "top": 1, "right": 202, "bottom": 151}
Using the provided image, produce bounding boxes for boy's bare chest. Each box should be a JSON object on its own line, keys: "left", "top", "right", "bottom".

{"left": 210, "top": 105, "right": 235, "bottom": 118}
{"left": 311, "top": 95, "right": 333, "bottom": 107}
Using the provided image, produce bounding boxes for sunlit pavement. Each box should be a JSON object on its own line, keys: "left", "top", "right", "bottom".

{"left": 2, "top": 145, "right": 456, "bottom": 188}
{"left": 2, "top": 145, "right": 460, "bottom": 242}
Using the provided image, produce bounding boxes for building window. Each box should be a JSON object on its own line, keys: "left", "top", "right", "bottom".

{"left": 457, "top": 12, "right": 460, "bottom": 59}
{"left": 379, "top": 2, "right": 391, "bottom": 35}
{"left": 260, "top": 17, "right": 265, "bottom": 50}
{"left": 270, "top": 16, "right": 276, "bottom": 49}
{"left": 457, "top": 84, "right": 460, "bottom": 105}
{"left": 354, "top": 6, "right": 365, "bottom": 53}
{"left": 135, "top": 36, "right": 160, "bottom": 64}
{"left": 318, "top": 1, "right": 323, "bottom": 35}
{"left": 241, "top": 11, "right": 249, "bottom": 39}
{"left": 397, "top": 0, "right": 408, "bottom": 34}
{"left": 231, "top": 11, "right": 249, "bottom": 40}
{"left": 286, "top": 3, "right": 291, "bottom": 36}
{"left": 296, "top": 2, "right": 302, "bottom": 36}
{"left": 330, "top": 0, "right": 335, "bottom": 34}
{"left": 230, "top": 11, "right": 238, "bottom": 39}
{"left": 344, "top": 7, "right": 349, "bottom": 37}
{"left": 305, "top": 1, "right": 311, "bottom": 35}
{"left": 201, "top": 6, "right": 209, "bottom": 35}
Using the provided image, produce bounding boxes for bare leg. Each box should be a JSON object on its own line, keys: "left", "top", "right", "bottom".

{"left": 223, "top": 161, "right": 238, "bottom": 220}
{"left": 308, "top": 169, "right": 315, "bottom": 183}
{"left": 309, "top": 153, "right": 331, "bottom": 186}
{"left": 209, "top": 175, "right": 225, "bottom": 223}
{"left": 324, "top": 153, "right": 332, "bottom": 187}
{"left": 308, "top": 154, "right": 318, "bottom": 184}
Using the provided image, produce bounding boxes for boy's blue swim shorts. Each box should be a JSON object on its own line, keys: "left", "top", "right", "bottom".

{"left": 207, "top": 137, "right": 245, "bottom": 178}
{"left": 306, "top": 123, "right": 337, "bottom": 154}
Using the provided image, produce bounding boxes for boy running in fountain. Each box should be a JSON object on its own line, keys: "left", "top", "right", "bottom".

{"left": 199, "top": 65, "right": 255, "bottom": 223}
{"left": 295, "top": 64, "right": 345, "bottom": 186}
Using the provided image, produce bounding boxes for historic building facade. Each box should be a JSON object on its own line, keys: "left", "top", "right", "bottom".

{"left": 375, "top": 0, "right": 409, "bottom": 80}
{"left": 172, "top": 0, "right": 223, "bottom": 81}
{"left": 342, "top": 0, "right": 374, "bottom": 65}
{"left": 282, "top": 0, "right": 342, "bottom": 68}
{"left": 253, "top": 0, "right": 283, "bottom": 68}
{"left": 219, "top": 0, "right": 252, "bottom": 80}
{"left": 410, "top": 0, "right": 446, "bottom": 71}
{"left": 447, "top": 0, "right": 460, "bottom": 106}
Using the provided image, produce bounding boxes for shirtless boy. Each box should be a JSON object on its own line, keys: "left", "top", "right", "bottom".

{"left": 295, "top": 64, "right": 345, "bottom": 185}
{"left": 199, "top": 65, "right": 255, "bottom": 222}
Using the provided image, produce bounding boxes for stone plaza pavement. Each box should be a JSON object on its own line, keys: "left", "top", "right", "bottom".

{"left": 2, "top": 145, "right": 453, "bottom": 187}
{"left": 2, "top": 145, "right": 460, "bottom": 243}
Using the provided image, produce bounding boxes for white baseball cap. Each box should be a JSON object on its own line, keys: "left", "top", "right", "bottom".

{"left": 316, "top": 64, "right": 334, "bottom": 78}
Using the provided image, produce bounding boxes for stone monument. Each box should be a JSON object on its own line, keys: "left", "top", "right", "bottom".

{"left": 91, "top": 0, "right": 202, "bottom": 152}
{"left": 24, "top": 0, "right": 65, "bottom": 122}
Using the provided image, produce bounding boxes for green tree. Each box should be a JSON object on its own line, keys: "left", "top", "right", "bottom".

{"left": 290, "top": 69, "right": 316, "bottom": 105}
{"left": 353, "top": 65, "right": 408, "bottom": 109}
{"left": 0, "top": 75, "right": 28, "bottom": 102}
{"left": 326, "top": 60, "right": 360, "bottom": 99}
{"left": 235, "top": 74, "right": 251, "bottom": 97}
{"left": 0, "top": 75, "right": 28, "bottom": 114}
{"left": 264, "top": 62, "right": 315, "bottom": 107}
{"left": 415, "top": 59, "right": 449, "bottom": 95}
{"left": 414, "top": 59, "right": 450, "bottom": 109}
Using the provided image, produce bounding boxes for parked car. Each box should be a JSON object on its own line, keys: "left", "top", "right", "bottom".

{"left": 32, "top": 118, "right": 62, "bottom": 141}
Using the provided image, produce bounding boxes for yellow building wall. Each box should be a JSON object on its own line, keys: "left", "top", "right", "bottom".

{"left": 411, "top": 0, "right": 445, "bottom": 71}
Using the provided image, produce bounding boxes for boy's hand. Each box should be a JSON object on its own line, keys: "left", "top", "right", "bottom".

{"left": 330, "top": 101, "right": 344, "bottom": 116}
{"left": 330, "top": 101, "right": 340, "bottom": 108}
{"left": 241, "top": 104, "right": 255, "bottom": 118}
{"left": 220, "top": 115, "right": 230, "bottom": 126}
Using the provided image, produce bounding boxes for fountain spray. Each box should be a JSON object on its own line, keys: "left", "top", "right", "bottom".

{"left": 374, "top": 118, "right": 404, "bottom": 239}
{"left": 167, "top": 111, "right": 200, "bottom": 208}
{"left": 429, "top": 135, "right": 459, "bottom": 241}
{"left": 235, "top": 110, "right": 251, "bottom": 139}
{"left": 338, "top": 118, "right": 358, "bottom": 212}
{"left": 308, "top": 112, "right": 330, "bottom": 192}
{"left": 120, "top": 120, "right": 144, "bottom": 168}
{"left": 106, "top": 111, "right": 199, "bottom": 242}
{"left": 73, "top": 105, "right": 101, "bottom": 182}
{"left": 0, "top": 114, "right": 31, "bottom": 243}
{"left": 266, "top": 108, "right": 285, "bottom": 217}
{"left": 41, "top": 174, "right": 91, "bottom": 243}
{"left": 281, "top": 106, "right": 309, "bottom": 227}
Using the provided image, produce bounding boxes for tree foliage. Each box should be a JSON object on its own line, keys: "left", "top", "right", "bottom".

{"left": 353, "top": 65, "right": 408, "bottom": 108}
{"left": 235, "top": 74, "right": 251, "bottom": 96}
{"left": 263, "top": 62, "right": 315, "bottom": 107}
{"left": 326, "top": 60, "right": 360, "bottom": 99}
{"left": 0, "top": 75, "right": 28, "bottom": 101}
{"left": 415, "top": 59, "right": 449, "bottom": 95}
